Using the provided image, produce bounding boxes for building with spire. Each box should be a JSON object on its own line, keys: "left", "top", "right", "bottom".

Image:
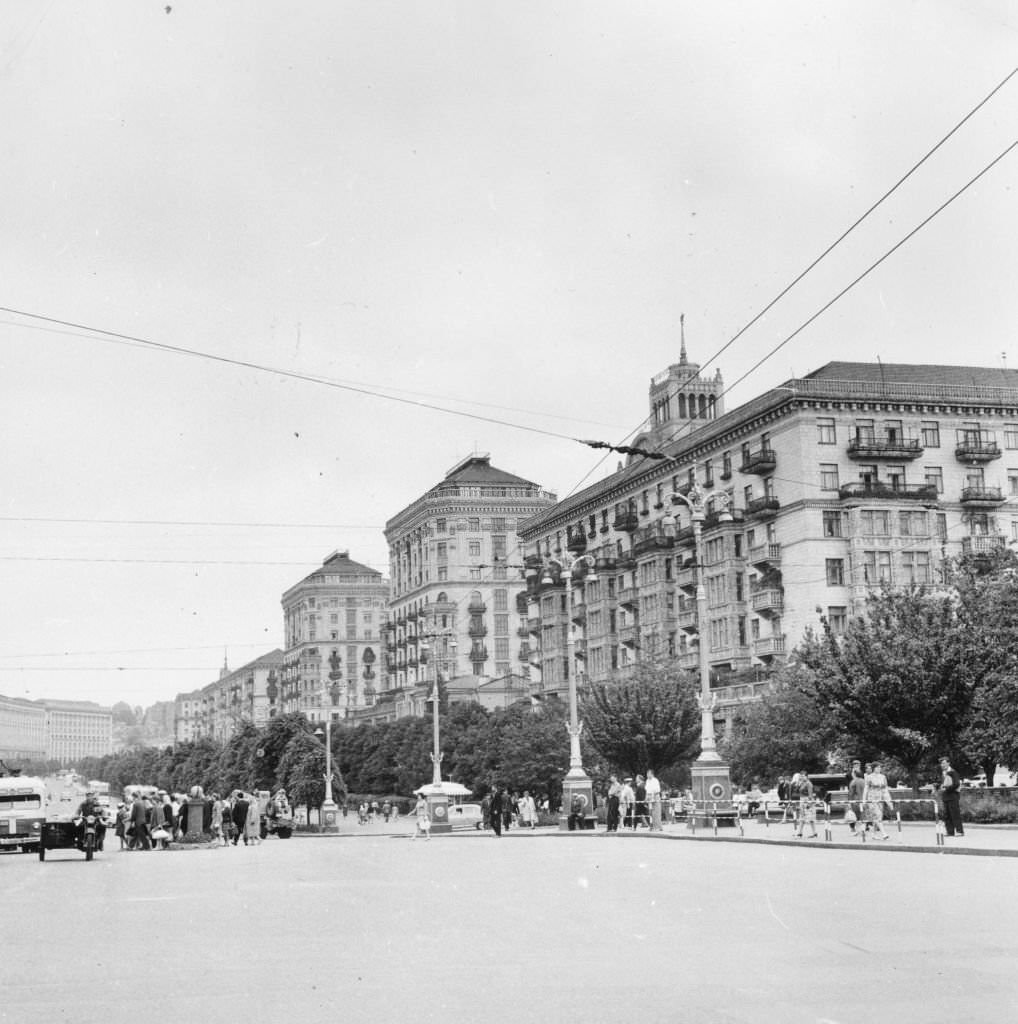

{"left": 519, "top": 348, "right": 1018, "bottom": 727}
{"left": 380, "top": 454, "right": 556, "bottom": 713}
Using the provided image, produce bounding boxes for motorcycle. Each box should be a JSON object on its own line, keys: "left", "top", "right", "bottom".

{"left": 38, "top": 811, "right": 105, "bottom": 861}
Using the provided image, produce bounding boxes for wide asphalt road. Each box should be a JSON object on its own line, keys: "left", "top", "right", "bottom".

{"left": 2, "top": 830, "right": 1014, "bottom": 1024}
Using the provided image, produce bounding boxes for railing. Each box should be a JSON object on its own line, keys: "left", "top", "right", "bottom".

{"left": 955, "top": 441, "right": 1001, "bottom": 461}
{"left": 748, "top": 542, "right": 781, "bottom": 565}
{"left": 619, "top": 587, "right": 639, "bottom": 607}
{"left": 786, "top": 376, "right": 1018, "bottom": 405}
{"left": 960, "top": 486, "right": 1004, "bottom": 504}
{"left": 838, "top": 482, "right": 938, "bottom": 502}
{"left": 751, "top": 588, "right": 783, "bottom": 614}
{"left": 847, "top": 433, "right": 922, "bottom": 458}
{"left": 740, "top": 446, "right": 777, "bottom": 473}
{"left": 746, "top": 496, "right": 780, "bottom": 516}
{"left": 752, "top": 634, "right": 785, "bottom": 657}
{"left": 961, "top": 534, "right": 1007, "bottom": 555}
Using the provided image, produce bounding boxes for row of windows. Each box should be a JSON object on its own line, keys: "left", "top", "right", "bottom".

{"left": 435, "top": 517, "right": 510, "bottom": 532}
{"left": 816, "top": 418, "right": 1018, "bottom": 448}
{"left": 824, "top": 550, "right": 934, "bottom": 586}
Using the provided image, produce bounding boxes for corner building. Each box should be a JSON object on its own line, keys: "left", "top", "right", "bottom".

{"left": 519, "top": 357, "right": 1018, "bottom": 721}
{"left": 383, "top": 454, "right": 556, "bottom": 701}
{"left": 279, "top": 551, "right": 388, "bottom": 724}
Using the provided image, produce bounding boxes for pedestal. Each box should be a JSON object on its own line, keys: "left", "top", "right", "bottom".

{"left": 425, "top": 792, "right": 451, "bottom": 835}
{"left": 320, "top": 798, "right": 341, "bottom": 834}
{"left": 689, "top": 756, "right": 737, "bottom": 828}
{"left": 559, "top": 770, "right": 596, "bottom": 831}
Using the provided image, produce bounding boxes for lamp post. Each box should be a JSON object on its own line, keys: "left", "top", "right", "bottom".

{"left": 418, "top": 632, "right": 457, "bottom": 834}
{"left": 539, "top": 552, "right": 598, "bottom": 830}
{"left": 313, "top": 718, "right": 340, "bottom": 834}
{"left": 662, "top": 485, "right": 734, "bottom": 824}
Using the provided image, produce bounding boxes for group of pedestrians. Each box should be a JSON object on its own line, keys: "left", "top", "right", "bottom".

{"left": 604, "top": 770, "right": 664, "bottom": 832}
{"left": 115, "top": 790, "right": 183, "bottom": 851}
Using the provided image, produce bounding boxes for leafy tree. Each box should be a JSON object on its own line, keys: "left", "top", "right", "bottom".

{"left": 720, "top": 662, "right": 840, "bottom": 785}
{"left": 217, "top": 721, "right": 261, "bottom": 794}
{"left": 482, "top": 702, "right": 568, "bottom": 805}
{"left": 277, "top": 731, "right": 346, "bottom": 811}
{"left": 251, "top": 713, "right": 312, "bottom": 791}
{"left": 800, "top": 588, "right": 974, "bottom": 786}
{"left": 579, "top": 658, "right": 701, "bottom": 776}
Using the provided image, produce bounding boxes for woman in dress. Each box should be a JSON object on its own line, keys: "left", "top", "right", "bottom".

{"left": 245, "top": 793, "right": 262, "bottom": 844}
{"left": 411, "top": 794, "right": 430, "bottom": 841}
{"left": 793, "top": 772, "right": 818, "bottom": 838}
{"left": 518, "top": 790, "right": 538, "bottom": 830}
{"left": 862, "top": 761, "right": 892, "bottom": 839}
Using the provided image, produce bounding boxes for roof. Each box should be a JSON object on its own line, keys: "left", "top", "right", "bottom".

{"left": 440, "top": 454, "right": 541, "bottom": 489}
{"left": 805, "top": 361, "right": 1018, "bottom": 388}
{"left": 317, "top": 550, "right": 380, "bottom": 576}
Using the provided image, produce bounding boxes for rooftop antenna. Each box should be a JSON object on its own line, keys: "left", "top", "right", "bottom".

{"left": 679, "top": 313, "right": 687, "bottom": 365}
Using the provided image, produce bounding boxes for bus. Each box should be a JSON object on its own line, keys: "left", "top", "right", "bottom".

{"left": 0, "top": 775, "right": 46, "bottom": 853}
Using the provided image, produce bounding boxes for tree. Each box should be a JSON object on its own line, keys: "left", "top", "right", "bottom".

{"left": 720, "top": 663, "right": 841, "bottom": 785}
{"left": 251, "top": 713, "right": 313, "bottom": 792}
{"left": 277, "top": 731, "right": 346, "bottom": 812}
{"left": 800, "top": 588, "right": 974, "bottom": 786}
{"left": 579, "top": 658, "right": 701, "bottom": 777}
{"left": 482, "top": 702, "right": 569, "bottom": 806}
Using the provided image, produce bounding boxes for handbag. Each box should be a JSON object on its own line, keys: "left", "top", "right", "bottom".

{"left": 843, "top": 808, "right": 857, "bottom": 824}
{"left": 151, "top": 827, "right": 170, "bottom": 841}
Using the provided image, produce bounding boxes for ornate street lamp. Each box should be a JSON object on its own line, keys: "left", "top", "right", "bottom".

{"left": 539, "top": 551, "right": 598, "bottom": 829}
{"left": 662, "top": 485, "right": 734, "bottom": 823}
{"left": 416, "top": 632, "right": 458, "bottom": 834}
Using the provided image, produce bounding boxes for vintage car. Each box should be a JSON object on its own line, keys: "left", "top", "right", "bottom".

{"left": 446, "top": 802, "right": 485, "bottom": 830}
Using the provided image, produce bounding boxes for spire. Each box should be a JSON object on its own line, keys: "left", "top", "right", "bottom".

{"left": 679, "top": 313, "right": 687, "bottom": 366}
{"left": 220, "top": 651, "right": 229, "bottom": 680}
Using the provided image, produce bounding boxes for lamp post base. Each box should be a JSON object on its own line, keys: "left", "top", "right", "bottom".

{"left": 424, "top": 792, "right": 452, "bottom": 835}
{"left": 320, "top": 798, "right": 341, "bottom": 834}
{"left": 559, "top": 770, "right": 597, "bottom": 831}
{"left": 689, "top": 756, "right": 736, "bottom": 828}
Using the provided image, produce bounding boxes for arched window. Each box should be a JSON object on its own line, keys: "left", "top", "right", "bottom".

{"left": 678, "top": 393, "right": 686, "bottom": 418}
{"left": 698, "top": 394, "right": 708, "bottom": 418}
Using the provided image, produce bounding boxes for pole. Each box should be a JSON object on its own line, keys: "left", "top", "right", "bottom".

{"left": 692, "top": 516, "right": 719, "bottom": 759}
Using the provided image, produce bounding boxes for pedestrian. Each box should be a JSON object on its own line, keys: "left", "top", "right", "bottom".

{"left": 776, "top": 775, "right": 791, "bottom": 821}
{"left": 645, "top": 769, "right": 663, "bottom": 831}
{"left": 231, "top": 790, "right": 250, "bottom": 845}
{"left": 502, "top": 791, "right": 514, "bottom": 834}
{"left": 129, "top": 791, "right": 151, "bottom": 851}
{"left": 245, "top": 792, "right": 261, "bottom": 844}
{"left": 519, "top": 790, "right": 538, "bottom": 830}
{"left": 634, "top": 774, "right": 649, "bottom": 828}
{"left": 862, "top": 762, "right": 892, "bottom": 839}
{"left": 114, "top": 803, "right": 129, "bottom": 850}
{"left": 939, "top": 756, "right": 964, "bottom": 837}
{"left": 411, "top": 794, "right": 430, "bottom": 841}
{"left": 846, "top": 765, "right": 866, "bottom": 835}
{"left": 793, "top": 772, "right": 818, "bottom": 838}
{"left": 481, "top": 792, "right": 492, "bottom": 831}
{"left": 606, "top": 775, "right": 621, "bottom": 833}
{"left": 489, "top": 786, "right": 504, "bottom": 837}
{"left": 382, "top": 800, "right": 391, "bottom": 823}
{"left": 619, "top": 777, "right": 635, "bottom": 829}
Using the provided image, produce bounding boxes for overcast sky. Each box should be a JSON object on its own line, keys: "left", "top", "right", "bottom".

{"left": 1, "top": 1, "right": 1015, "bottom": 709}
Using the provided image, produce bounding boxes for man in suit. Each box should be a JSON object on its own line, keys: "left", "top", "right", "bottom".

{"left": 939, "top": 757, "right": 964, "bottom": 837}
{"left": 231, "top": 790, "right": 251, "bottom": 845}
{"left": 489, "top": 786, "right": 504, "bottom": 837}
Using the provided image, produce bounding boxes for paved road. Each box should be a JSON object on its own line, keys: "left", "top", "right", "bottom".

{"left": 3, "top": 826, "right": 1016, "bottom": 1024}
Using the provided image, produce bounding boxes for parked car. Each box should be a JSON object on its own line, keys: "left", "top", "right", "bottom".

{"left": 447, "top": 802, "right": 484, "bottom": 830}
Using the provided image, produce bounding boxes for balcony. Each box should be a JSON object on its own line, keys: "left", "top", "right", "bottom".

{"left": 566, "top": 530, "right": 587, "bottom": 554}
{"left": 518, "top": 643, "right": 530, "bottom": 661}
{"left": 677, "top": 607, "right": 698, "bottom": 632}
{"left": 961, "top": 534, "right": 1007, "bottom": 556}
{"left": 672, "top": 525, "right": 696, "bottom": 548}
{"left": 619, "top": 624, "right": 639, "bottom": 647}
{"left": 620, "top": 587, "right": 639, "bottom": 609}
{"left": 468, "top": 600, "right": 487, "bottom": 615}
{"left": 955, "top": 439, "right": 1001, "bottom": 463}
{"left": 960, "top": 486, "right": 1005, "bottom": 508}
{"left": 515, "top": 592, "right": 530, "bottom": 615}
{"left": 616, "top": 553, "right": 637, "bottom": 572}
{"left": 678, "top": 650, "right": 699, "bottom": 671}
{"left": 468, "top": 621, "right": 488, "bottom": 637}
{"left": 613, "top": 510, "right": 640, "bottom": 532}
{"left": 676, "top": 562, "right": 697, "bottom": 590}
{"left": 468, "top": 645, "right": 489, "bottom": 662}
{"left": 632, "top": 523, "right": 674, "bottom": 556}
{"left": 753, "top": 635, "right": 786, "bottom": 659}
{"left": 570, "top": 606, "right": 586, "bottom": 626}
{"left": 740, "top": 446, "right": 777, "bottom": 474}
{"left": 749, "top": 542, "right": 781, "bottom": 567}
{"left": 751, "top": 588, "right": 784, "bottom": 615}
{"left": 516, "top": 625, "right": 530, "bottom": 638}
{"left": 746, "top": 496, "right": 781, "bottom": 518}
{"left": 573, "top": 639, "right": 587, "bottom": 659}
{"left": 847, "top": 433, "right": 922, "bottom": 460}
{"left": 838, "top": 482, "right": 938, "bottom": 503}
{"left": 528, "top": 617, "right": 541, "bottom": 635}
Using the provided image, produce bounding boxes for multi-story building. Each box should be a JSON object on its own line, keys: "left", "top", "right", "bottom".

{"left": 519, "top": 355, "right": 1018, "bottom": 722}
{"left": 279, "top": 551, "right": 388, "bottom": 724}
{"left": 382, "top": 454, "right": 557, "bottom": 706}
{"left": 174, "top": 649, "right": 283, "bottom": 742}
{"left": 0, "top": 694, "right": 48, "bottom": 763}
{"left": 40, "top": 700, "right": 113, "bottom": 764}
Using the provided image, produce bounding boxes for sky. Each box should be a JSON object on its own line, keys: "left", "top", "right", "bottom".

{"left": 1, "top": 1, "right": 1015, "bottom": 710}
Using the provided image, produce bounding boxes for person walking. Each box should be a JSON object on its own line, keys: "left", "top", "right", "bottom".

{"left": 519, "top": 790, "right": 538, "bottom": 830}
{"left": 129, "top": 792, "right": 151, "bottom": 851}
{"left": 245, "top": 793, "right": 261, "bottom": 844}
{"left": 939, "top": 756, "right": 964, "bottom": 837}
{"left": 411, "top": 794, "right": 430, "bottom": 841}
{"left": 645, "top": 769, "right": 663, "bottom": 831}
{"left": 606, "top": 776, "right": 621, "bottom": 833}
{"left": 846, "top": 766, "right": 866, "bottom": 835}
{"left": 862, "top": 762, "right": 892, "bottom": 839}
{"left": 489, "top": 786, "right": 504, "bottom": 837}
{"left": 634, "top": 775, "right": 649, "bottom": 828}
{"left": 793, "top": 772, "right": 818, "bottom": 838}
{"left": 619, "top": 778, "right": 635, "bottom": 830}
{"left": 231, "top": 790, "right": 251, "bottom": 845}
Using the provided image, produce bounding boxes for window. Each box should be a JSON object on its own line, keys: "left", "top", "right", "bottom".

{"left": 469, "top": 568, "right": 481, "bottom": 580}
{"left": 468, "top": 541, "right": 481, "bottom": 557}
{"left": 494, "top": 589, "right": 508, "bottom": 611}
{"left": 921, "top": 421, "right": 940, "bottom": 448}
{"left": 722, "top": 452, "right": 732, "bottom": 479}
{"left": 901, "top": 551, "right": 931, "bottom": 585}
{"left": 469, "top": 518, "right": 480, "bottom": 531}
{"left": 492, "top": 517, "right": 506, "bottom": 531}
{"left": 855, "top": 418, "right": 875, "bottom": 443}
{"left": 494, "top": 637, "right": 510, "bottom": 660}
{"left": 436, "top": 518, "right": 447, "bottom": 532}
{"left": 817, "top": 417, "right": 836, "bottom": 444}
{"left": 822, "top": 510, "right": 844, "bottom": 537}
{"left": 936, "top": 513, "right": 948, "bottom": 541}
{"left": 969, "top": 513, "right": 991, "bottom": 536}
{"left": 885, "top": 420, "right": 904, "bottom": 444}
{"left": 858, "top": 464, "right": 878, "bottom": 486}
{"left": 494, "top": 614, "right": 509, "bottom": 635}
{"left": 899, "top": 511, "right": 928, "bottom": 536}
{"left": 861, "top": 510, "right": 890, "bottom": 535}
{"left": 925, "top": 467, "right": 944, "bottom": 494}
{"left": 492, "top": 535, "right": 507, "bottom": 559}
{"left": 1006, "top": 425, "right": 1018, "bottom": 449}
{"left": 826, "top": 558, "right": 845, "bottom": 586}
{"left": 703, "top": 460, "right": 714, "bottom": 487}
{"left": 820, "top": 464, "right": 840, "bottom": 491}
{"left": 885, "top": 465, "right": 906, "bottom": 491}
{"left": 744, "top": 484, "right": 754, "bottom": 505}
{"left": 827, "top": 607, "right": 848, "bottom": 636}
{"left": 437, "top": 567, "right": 447, "bottom": 582}
{"left": 862, "top": 550, "right": 892, "bottom": 584}
{"left": 436, "top": 542, "right": 447, "bottom": 560}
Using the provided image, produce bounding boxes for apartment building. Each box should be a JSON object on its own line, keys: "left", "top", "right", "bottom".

{"left": 519, "top": 357, "right": 1018, "bottom": 718}
{"left": 0, "top": 693, "right": 48, "bottom": 762}
{"left": 279, "top": 551, "right": 388, "bottom": 724}
{"left": 40, "top": 699, "right": 113, "bottom": 764}
{"left": 382, "top": 454, "right": 556, "bottom": 707}
{"left": 174, "top": 649, "right": 283, "bottom": 743}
